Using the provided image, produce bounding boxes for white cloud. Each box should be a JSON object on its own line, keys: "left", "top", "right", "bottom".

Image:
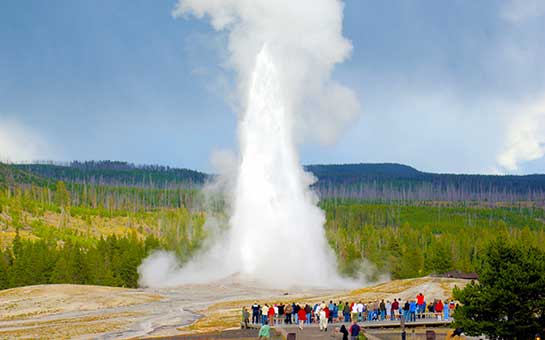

{"left": 497, "top": 96, "right": 545, "bottom": 171}
{"left": 0, "top": 117, "right": 51, "bottom": 163}
{"left": 500, "top": 0, "right": 545, "bottom": 23}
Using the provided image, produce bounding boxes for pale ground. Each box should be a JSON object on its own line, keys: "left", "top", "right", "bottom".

{"left": 0, "top": 277, "right": 468, "bottom": 339}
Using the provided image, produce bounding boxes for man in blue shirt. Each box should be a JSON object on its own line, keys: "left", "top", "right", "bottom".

{"left": 409, "top": 300, "right": 417, "bottom": 322}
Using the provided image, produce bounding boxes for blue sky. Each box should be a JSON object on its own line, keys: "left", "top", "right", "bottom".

{"left": 1, "top": 0, "right": 544, "bottom": 174}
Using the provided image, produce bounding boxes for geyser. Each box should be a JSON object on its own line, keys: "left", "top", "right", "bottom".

{"left": 227, "top": 46, "right": 339, "bottom": 285}
{"left": 138, "top": 0, "right": 360, "bottom": 288}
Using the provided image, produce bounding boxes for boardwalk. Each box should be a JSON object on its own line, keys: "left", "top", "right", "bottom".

{"left": 241, "top": 318, "right": 453, "bottom": 340}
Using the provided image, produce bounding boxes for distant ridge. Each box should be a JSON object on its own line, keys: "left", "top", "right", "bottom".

{"left": 9, "top": 161, "right": 545, "bottom": 202}
{"left": 14, "top": 161, "right": 207, "bottom": 188}
{"left": 306, "top": 163, "right": 545, "bottom": 202}
{"left": 305, "top": 163, "right": 422, "bottom": 178}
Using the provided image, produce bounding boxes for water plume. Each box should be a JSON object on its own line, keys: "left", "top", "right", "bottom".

{"left": 139, "top": 0, "right": 361, "bottom": 288}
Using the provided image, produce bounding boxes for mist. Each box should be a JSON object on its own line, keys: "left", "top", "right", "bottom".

{"left": 139, "top": 0, "right": 361, "bottom": 288}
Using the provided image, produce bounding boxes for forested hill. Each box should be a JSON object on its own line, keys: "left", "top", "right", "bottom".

{"left": 15, "top": 161, "right": 208, "bottom": 188}
{"left": 9, "top": 161, "right": 545, "bottom": 202}
{"left": 306, "top": 163, "right": 545, "bottom": 202}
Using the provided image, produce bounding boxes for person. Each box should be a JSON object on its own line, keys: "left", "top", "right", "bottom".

{"left": 351, "top": 302, "right": 358, "bottom": 322}
{"left": 386, "top": 300, "right": 391, "bottom": 320}
{"left": 409, "top": 300, "right": 417, "bottom": 322}
{"left": 319, "top": 305, "right": 328, "bottom": 331}
{"left": 339, "top": 324, "right": 349, "bottom": 340}
{"left": 261, "top": 304, "right": 268, "bottom": 325}
{"left": 293, "top": 303, "right": 300, "bottom": 324}
{"left": 417, "top": 293, "right": 425, "bottom": 314}
{"left": 242, "top": 307, "right": 250, "bottom": 329}
{"left": 297, "top": 306, "right": 307, "bottom": 330}
{"left": 379, "top": 299, "right": 386, "bottom": 320}
{"left": 278, "top": 303, "right": 284, "bottom": 319}
{"left": 349, "top": 320, "right": 361, "bottom": 340}
{"left": 343, "top": 301, "right": 351, "bottom": 322}
{"left": 252, "top": 302, "right": 260, "bottom": 324}
{"left": 314, "top": 303, "right": 322, "bottom": 324}
{"left": 268, "top": 305, "right": 275, "bottom": 326}
{"left": 258, "top": 323, "right": 271, "bottom": 339}
{"left": 305, "top": 304, "right": 312, "bottom": 324}
{"left": 338, "top": 301, "right": 345, "bottom": 322}
{"left": 403, "top": 300, "right": 410, "bottom": 321}
{"left": 285, "top": 303, "right": 293, "bottom": 324}
{"left": 357, "top": 301, "right": 364, "bottom": 321}
{"left": 391, "top": 299, "right": 399, "bottom": 320}
{"left": 444, "top": 300, "right": 450, "bottom": 320}
{"left": 435, "top": 299, "right": 444, "bottom": 319}
{"left": 328, "top": 300, "right": 335, "bottom": 322}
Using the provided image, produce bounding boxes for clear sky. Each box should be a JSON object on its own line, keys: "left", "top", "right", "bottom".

{"left": 1, "top": 0, "right": 544, "bottom": 174}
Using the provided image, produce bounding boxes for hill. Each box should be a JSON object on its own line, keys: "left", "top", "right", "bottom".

{"left": 14, "top": 161, "right": 208, "bottom": 188}
{"left": 0, "top": 163, "right": 47, "bottom": 188}
{"left": 306, "top": 163, "right": 545, "bottom": 202}
{"left": 14, "top": 161, "right": 545, "bottom": 202}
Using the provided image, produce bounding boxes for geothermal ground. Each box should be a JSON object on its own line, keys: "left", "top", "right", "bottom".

{"left": 0, "top": 277, "right": 468, "bottom": 339}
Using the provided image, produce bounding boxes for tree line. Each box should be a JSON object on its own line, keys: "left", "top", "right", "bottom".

{"left": 0, "top": 232, "right": 160, "bottom": 290}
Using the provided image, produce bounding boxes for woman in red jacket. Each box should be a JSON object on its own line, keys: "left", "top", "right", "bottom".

{"left": 435, "top": 299, "right": 444, "bottom": 319}
{"left": 268, "top": 305, "right": 275, "bottom": 326}
{"left": 297, "top": 307, "right": 307, "bottom": 330}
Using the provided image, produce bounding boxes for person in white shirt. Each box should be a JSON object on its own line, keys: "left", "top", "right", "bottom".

{"left": 351, "top": 302, "right": 358, "bottom": 322}
{"left": 356, "top": 302, "right": 364, "bottom": 321}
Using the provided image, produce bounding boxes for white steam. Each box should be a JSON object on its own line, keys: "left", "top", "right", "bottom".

{"left": 0, "top": 117, "right": 49, "bottom": 163}
{"left": 139, "top": 0, "right": 360, "bottom": 288}
{"left": 497, "top": 96, "right": 545, "bottom": 171}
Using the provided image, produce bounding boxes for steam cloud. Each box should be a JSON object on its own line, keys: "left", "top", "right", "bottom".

{"left": 0, "top": 118, "right": 49, "bottom": 163}
{"left": 139, "top": 0, "right": 360, "bottom": 288}
{"left": 497, "top": 96, "right": 545, "bottom": 171}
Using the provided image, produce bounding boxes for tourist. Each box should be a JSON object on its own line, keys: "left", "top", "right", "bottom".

{"left": 261, "top": 304, "right": 268, "bottom": 325}
{"left": 349, "top": 320, "right": 361, "bottom": 340}
{"left": 268, "top": 305, "right": 275, "bottom": 326}
{"left": 293, "top": 303, "right": 300, "bottom": 324}
{"left": 357, "top": 301, "right": 364, "bottom": 321}
{"left": 379, "top": 299, "right": 386, "bottom": 320}
{"left": 343, "top": 301, "right": 351, "bottom": 322}
{"left": 417, "top": 293, "right": 425, "bottom": 314}
{"left": 331, "top": 302, "right": 337, "bottom": 323}
{"left": 328, "top": 300, "right": 335, "bottom": 322}
{"left": 297, "top": 307, "right": 306, "bottom": 330}
{"left": 409, "top": 300, "right": 417, "bottom": 322}
{"left": 339, "top": 324, "right": 349, "bottom": 340}
{"left": 258, "top": 323, "right": 271, "bottom": 339}
{"left": 403, "top": 300, "right": 410, "bottom": 321}
{"left": 304, "top": 304, "right": 312, "bottom": 324}
{"left": 435, "top": 299, "right": 444, "bottom": 319}
{"left": 242, "top": 307, "right": 250, "bottom": 328}
{"left": 319, "top": 304, "right": 328, "bottom": 331}
{"left": 252, "top": 302, "right": 260, "bottom": 324}
{"left": 351, "top": 302, "right": 358, "bottom": 322}
{"left": 391, "top": 299, "right": 399, "bottom": 320}
{"left": 277, "top": 303, "right": 283, "bottom": 321}
{"left": 285, "top": 303, "right": 293, "bottom": 324}
{"left": 444, "top": 300, "right": 450, "bottom": 320}
{"left": 314, "top": 303, "right": 322, "bottom": 324}
{"left": 386, "top": 300, "right": 391, "bottom": 320}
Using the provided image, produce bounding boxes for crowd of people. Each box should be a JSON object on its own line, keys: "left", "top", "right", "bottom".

{"left": 242, "top": 293, "right": 458, "bottom": 335}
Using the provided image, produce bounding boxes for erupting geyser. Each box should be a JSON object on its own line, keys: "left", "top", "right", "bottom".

{"left": 227, "top": 46, "right": 338, "bottom": 285}
{"left": 138, "top": 0, "right": 360, "bottom": 288}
